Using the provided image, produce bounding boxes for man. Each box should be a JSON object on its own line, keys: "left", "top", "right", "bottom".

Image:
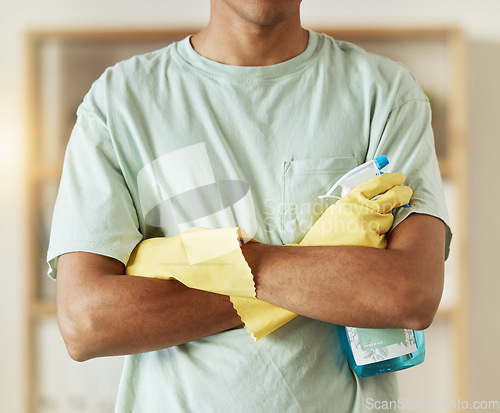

{"left": 49, "top": 0, "right": 450, "bottom": 411}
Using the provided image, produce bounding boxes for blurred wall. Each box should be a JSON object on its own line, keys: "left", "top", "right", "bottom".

{"left": 466, "top": 41, "right": 500, "bottom": 405}
{"left": 1, "top": 1, "right": 500, "bottom": 412}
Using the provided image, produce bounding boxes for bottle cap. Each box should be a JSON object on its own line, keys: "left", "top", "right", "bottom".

{"left": 374, "top": 155, "right": 389, "bottom": 170}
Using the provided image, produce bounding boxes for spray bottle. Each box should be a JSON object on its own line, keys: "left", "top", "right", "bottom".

{"left": 319, "top": 155, "right": 425, "bottom": 377}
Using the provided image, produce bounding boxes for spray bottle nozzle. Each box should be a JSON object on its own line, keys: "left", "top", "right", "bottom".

{"left": 318, "top": 155, "right": 389, "bottom": 199}
{"left": 374, "top": 155, "right": 389, "bottom": 170}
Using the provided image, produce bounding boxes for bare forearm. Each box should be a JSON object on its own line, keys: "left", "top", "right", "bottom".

{"left": 57, "top": 253, "right": 241, "bottom": 362}
{"left": 242, "top": 214, "right": 445, "bottom": 330}
{"left": 243, "top": 244, "right": 417, "bottom": 328}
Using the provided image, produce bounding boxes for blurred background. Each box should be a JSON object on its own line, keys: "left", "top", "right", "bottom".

{"left": 1, "top": 1, "right": 499, "bottom": 412}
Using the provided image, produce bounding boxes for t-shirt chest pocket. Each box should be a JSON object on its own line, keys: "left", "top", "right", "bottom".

{"left": 281, "top": 157, "right": 362, "bottom": 244}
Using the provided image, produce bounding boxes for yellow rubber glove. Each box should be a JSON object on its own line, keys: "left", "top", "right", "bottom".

{"left": 126, "top": 227, "right": 297, "bottom": 340}
{"left": 300, "top": 172, "right": 412, "bottom": 248}
{"left": 126, "top": 227, "right": 257, "bottom": 297}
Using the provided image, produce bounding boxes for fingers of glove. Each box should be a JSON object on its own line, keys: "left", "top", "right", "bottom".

{"left": 353, "top": 172, "right": 406, "bottom": 201}
{"left": 369, "top": 185, "right": 413, "bottom": 214}
{"left": 365, "top": 211, "right": 396, "bottom": 234}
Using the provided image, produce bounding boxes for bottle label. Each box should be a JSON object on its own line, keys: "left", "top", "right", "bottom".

{"left": 346, "top": 327, "right": 418, "bottom": 366}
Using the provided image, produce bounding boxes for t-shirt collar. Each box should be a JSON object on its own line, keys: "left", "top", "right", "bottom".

{"left": 174, "top": 29, "right": 320, "bottom": 81}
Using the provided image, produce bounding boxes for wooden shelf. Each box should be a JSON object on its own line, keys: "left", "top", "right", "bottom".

{"left": 31, "top": 163, "right": 63, "bottom": 182}
{"left": 438, "top": 156, "right": 449, "bottom": 178}
{"left": 30, "top": 300, "right": 57, "bottom": 318}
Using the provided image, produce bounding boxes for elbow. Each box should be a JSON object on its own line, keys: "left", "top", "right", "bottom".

{"left": 64, "top": 338, "right": 93, "bottom": 363}
{"left": 393, "top": 274, "right": 443, "bottom": 331}
{"left": 405, "top": 308, "right": 436, "bottom": 332}
{"left": 63, "top": 340, "right": 90, "bottom": 363}
{"left": 57, "top": 302, "right": 98, "bottom": 362}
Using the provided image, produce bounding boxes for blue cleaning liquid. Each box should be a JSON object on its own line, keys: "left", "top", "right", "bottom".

{"left": 339, "top": 327, "right": 425, "bottom": 377}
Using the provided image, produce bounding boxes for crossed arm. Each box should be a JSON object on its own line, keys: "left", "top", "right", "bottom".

{"left": 56, "top": 213, "right": 445, "bottom": 362}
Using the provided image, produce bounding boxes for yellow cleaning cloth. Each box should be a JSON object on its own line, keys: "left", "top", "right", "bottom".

{"left": 125, "top": 173, "right": 412, "bottom": 341}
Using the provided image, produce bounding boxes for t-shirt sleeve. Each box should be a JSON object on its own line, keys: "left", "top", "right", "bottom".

{"left": 367, "top": 93, "right": 452, "bottom": 260}
{"left": 47, "top": 105, "right": 143, "bottom": 279}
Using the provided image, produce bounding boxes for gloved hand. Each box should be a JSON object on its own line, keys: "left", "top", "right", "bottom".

{"left": 126, "top": 226, "right": 257, "bottom": 298}
{"left": 125, "top": 226, "right": 297, "bottom": 341}
{"left": 299, "top": 172, "right": 412, "bottom": 249}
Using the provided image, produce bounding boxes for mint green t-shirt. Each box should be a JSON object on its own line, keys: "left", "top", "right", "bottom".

{"left": 48, "top": 30, "right": 451, "bottom": 412}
